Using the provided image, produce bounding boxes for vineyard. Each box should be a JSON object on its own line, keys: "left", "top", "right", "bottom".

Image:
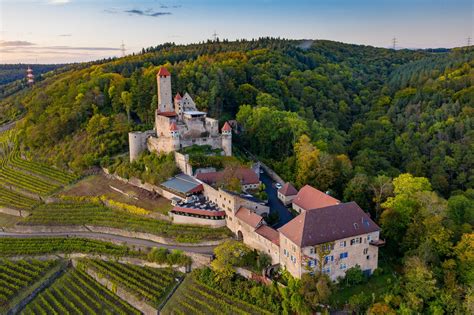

{"left": 161, "top": 274, "right": 270, "bottom": 315}
{"left": 20, "top": 268, "right": 141, "bottom": 315}
{"left": 20, "top": 201, "right": 231, "bottom": 242}
{"left": 0, "top": 259, "right": 61, "bottom": 313}
{"left": 79, "top": 259, "right": 182, "bottom": 307}
{"left": 0, "top": 237, "right": 141, "bottom": 257}
{"left": 0, "top": 130, "right": 78, "bottom": 200}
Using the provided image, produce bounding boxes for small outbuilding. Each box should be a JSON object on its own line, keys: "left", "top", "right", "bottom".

{"left": 277, "top": 182, "right": 298, "bottom": 205}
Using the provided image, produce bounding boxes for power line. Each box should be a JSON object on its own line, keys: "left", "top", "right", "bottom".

{"left": 392, "top": 37, "right": 397, "bottom": 50}
{"left": 120, "top": 41, "right": 126, "bottom": 57}
{"left": 212, "top": 30, "right": 218, "bottom": 41}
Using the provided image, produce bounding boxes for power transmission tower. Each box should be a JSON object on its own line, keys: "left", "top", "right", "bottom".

{"left": 392, "top": 37, "right": 397, "bottom": 50}
{"left": 212, "top": 30, "right": 218, "bottom": 42}
{"left": 120, "top": 41, "right": 126, "bottom": 57}
{"left": 467, "top": 36, "right": 472, "bottom": 47}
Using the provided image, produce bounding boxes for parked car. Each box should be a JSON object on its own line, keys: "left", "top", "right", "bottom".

{"left": 275, "top": 183, "right": 282, "bottom": 189}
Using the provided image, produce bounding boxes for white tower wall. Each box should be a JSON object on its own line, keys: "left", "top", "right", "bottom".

{"left": 157, "top": 75, "right": 173, "bottom": 112}
{"left": 222, "top": 132, "right": 232, "bottom": 156}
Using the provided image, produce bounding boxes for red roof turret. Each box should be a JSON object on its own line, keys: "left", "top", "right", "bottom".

{"left": 157, "top": 67, "right": 171, "bottom": 77}
{"left": 174, "top": 92, "right": 182, "bottom": 100}
{"left": 169, "top": 122, "right": 178, "bottom": 131}
{"left": 222, "top": 121, "right": 231, "bottom": 132}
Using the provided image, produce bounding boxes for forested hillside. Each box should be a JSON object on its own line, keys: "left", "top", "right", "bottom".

{"left": 0, "top": 38, "right": 472, "bottom": 313}
{"left": 0, "top": 64, "right": 66, "bottom": 101}
{"left": 1, "top": 39, "right": 471, "bottom": 200}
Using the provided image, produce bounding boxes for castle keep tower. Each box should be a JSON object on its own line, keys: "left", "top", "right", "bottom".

{"left": 170, "top": 122, "right": 180, "bottom": 151}
{"left": 221, "top": 122, "right": 232, "bottom": 156}
{"left": 157, "top": 67, "right": 173, "bottom": 112}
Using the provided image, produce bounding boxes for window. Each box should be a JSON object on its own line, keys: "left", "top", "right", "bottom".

{"left": 309, "top": 248, "right": 315, "bottom": 254}
{"left": 340, "top": 252, "right": 348, "bottom": 259}
{"left": 323, "top": 267, "right": 331, "bottom": 274}
{"left": 340, "top": 263, "right": 347, "bottom": 270}
{"left": 363, "top": 248, "right": 368, "bottom": 255}
{"left": 324, "top": 255, "right": 334, "bottom": 264}
{"left": 283, "top": 249, "right": 287, "bottom": 256}
{"left": 290, "top": 255, "right": 295, "bottom": 263}
{"left": 308, "top": 260, "right": 315, "bottom": 268}
{"left": 367, "top": 234, "right": 372, "bottom": 241}
{"left": 292, "top": 245, "right": 296, "bottom": 252}
{"left": 340, "top": 241, "right": 346, "bottom": 247}
{"left": 322, "top": 244, "right": 334, "bottom": 251}
{"left": 367, "top": 255, "right": 370, "bottom": 260}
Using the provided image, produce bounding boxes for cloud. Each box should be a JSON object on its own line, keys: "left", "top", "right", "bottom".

{"left": 58, "top": 34, "right": 72, "bottom": 37}
{"left": 43, "top": 46, "right": 121, "bottom": 51}
{"left": 1, "top": 45, "right": 120, "bottom": 53}
{"left": 124, "top": 9, "right": 172, "bottom": 17}
{"left": 0, "top": 40, "right": 35, "bottom": 47}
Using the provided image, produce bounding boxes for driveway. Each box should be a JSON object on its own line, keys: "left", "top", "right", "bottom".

{"left": 259, "top": 171, "right": 294, "bottom": 228}
{"left": 0, "top": 231, "right": 216, "bottom": 255}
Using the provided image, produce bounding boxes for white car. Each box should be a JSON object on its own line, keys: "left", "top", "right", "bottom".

{"left": 275, "top": 183, "right": 282, "bottom": 189}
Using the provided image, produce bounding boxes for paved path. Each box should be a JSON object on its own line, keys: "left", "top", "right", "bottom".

{"left": 0, "top": 120, "right": 17, "bottom": 133}
{"left": 0, "top": 231, "right": 216, "bottom": 255}
{"left": 260, "top": 171, "right": 294, "bottom": 228}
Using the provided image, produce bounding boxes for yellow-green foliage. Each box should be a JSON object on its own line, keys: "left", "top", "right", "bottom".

{"left": 101, "top": 196, "right": 150, "bottom": 216}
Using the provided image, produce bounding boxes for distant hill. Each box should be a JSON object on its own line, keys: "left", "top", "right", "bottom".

{"left": 0, "top": 38, "right": 471, "bottom": 198}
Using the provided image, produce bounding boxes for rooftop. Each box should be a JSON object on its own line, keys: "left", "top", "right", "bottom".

{"left": 196, "top": 168, "right": 260, "bottom": 186}
{"left": 278, "top": 201, "right": 380, "bottom": 247}
{"left": 292, "top": 184, "right": 340, "bottom": 210}
{"left": 157, "top": 67, "right": 171, "bottom": 77}
{"left": 256, "top": 225, "right": 280, "bottom": 246}
{"left": 161, "top": 174, "right": 203, "bottom": 195}
{"left": 235, "top": 207, "right": 263, "bottom": 228}
{"left": 183, "top": 111, "right": 207, "bottom": 116}
{"left": 157, "top": 111, "right": 177, "bottom": 117}
{"left": 278, "top": 182, "right": 298, "bottom": 196}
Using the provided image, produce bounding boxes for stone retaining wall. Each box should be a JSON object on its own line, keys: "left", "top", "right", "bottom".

{"left": 0, "top": 207, "right": 30, "bottom": 217}
{"left": 170, "top": 213, "right": 227, "bottom": 228}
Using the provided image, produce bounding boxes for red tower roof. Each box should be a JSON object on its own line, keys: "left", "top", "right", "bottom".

{"left": 157, "top": 67, "right": 171, "bottom": 77}
{"left": 169, "top": 122, "right": 178, "bottom": 131}
{"left": 222, "top": 121, "right": 231, "bottom": 132}
{"left": 174, "top": 92, "right": 182, "bottom": 100}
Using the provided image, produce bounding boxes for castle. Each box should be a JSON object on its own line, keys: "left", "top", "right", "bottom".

{"left": 128, "top": 67, "right": 232, "bottom": 161}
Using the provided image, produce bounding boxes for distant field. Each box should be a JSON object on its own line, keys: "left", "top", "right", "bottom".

{"left": 20, "top": 267, "right": 141, "bottom": 315}
{"left": 162, "top": 273, "right": 269, "bottom": 315}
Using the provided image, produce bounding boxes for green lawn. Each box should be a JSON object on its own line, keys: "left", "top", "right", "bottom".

{"left": 0, "top": 213, "right": 21, "bottom": 228}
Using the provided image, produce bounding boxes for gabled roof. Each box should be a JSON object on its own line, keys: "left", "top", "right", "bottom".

{"left": 278, "top": 202, "right": 380, "bottom": 247}
{"left": 292, "top": 185, "right": 339, "bottom": 210}
{"left": 157, "top": 67, "right": 171, "bottom": 77}
{"left": 196, "top": 168, "right": 259, "bottom": 186}
{"left": 222, "top": 121, "right": 232, "bottom": 132}
{"left": 279, "top": 182, "right": 298, "bottom": 196}
{"left": 174, "top": 93, "right": 182, "bottom": 100}
{"left": 235, "top": 207, "right": 263, "bottom": 228}
{"left": 169, "top": 122, "right": 178, "bottom": 131}
{"left": 256, "top": 225, "right": 280, "bottom": 246}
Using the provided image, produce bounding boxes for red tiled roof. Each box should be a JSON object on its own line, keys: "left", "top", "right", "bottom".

{"left": 157, "top": 67, "right": 171, "bottom": 77}
{"left": 196, "top": 168, "right": 259, "bottom": 186}
{"left": 292, "top": 185, "right": 339, "bottom": 210}
{"left": 222, "top": 121, "right": 232, "bottom": 132}
{"left": 278, "top": 202, "right": 380, "bottom": 247}
{"left": 157, "top": 111, "right": 177, "bottom": 117}
{"left": 256, "top": 225, "right": 280, "bottom": 245}
{"left": 171, "top": 206, "right": 225, "bottom": 217}
{"left": 187, "top": 184, "right": 203, "bottom": 194}
{"left": 170, "top": 122, "right": 178, "bottom": 131}
{"left": 278, "top": 182, "right": 298, "bottom": 196}
{"left": 235, "top": 207, "right": 263, "bottom": 228}
{"left": 174, "top": 93, "right": 182, "bottom": 100}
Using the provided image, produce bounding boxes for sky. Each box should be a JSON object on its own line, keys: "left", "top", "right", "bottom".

{"left": 0, "top": 0, "right": 472, "bottom": 64}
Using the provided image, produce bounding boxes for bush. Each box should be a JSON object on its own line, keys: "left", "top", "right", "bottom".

{"left": 344, "top": 265, "right": 366, "bottom": 286}
{"left": 147, "top": 247, "right": 191, "bottom": 266}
